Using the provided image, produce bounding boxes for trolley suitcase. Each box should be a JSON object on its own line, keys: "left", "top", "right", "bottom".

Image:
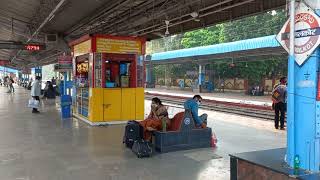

{"left": 123, "top": 121, "right": 143, "bottom": 148}
{"left": 132, "top": 140, "right": 153, "bottom": 158}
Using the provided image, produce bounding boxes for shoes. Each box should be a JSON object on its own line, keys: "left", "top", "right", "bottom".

{"left": 275, "top": 127, "right": 279, "bottom": 129}
{"left": 32, "top": 110, "right": 40, "bottom": 114}
{"left": 201, "top": 123, "right": 207, "bottom": 128}
{"left": 280, "top": 127, "right": 285, "bottom": 130}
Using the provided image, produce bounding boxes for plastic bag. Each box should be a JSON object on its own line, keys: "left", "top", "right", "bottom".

{"left": 27, "top": 99, "right": 40, "bottom": 108}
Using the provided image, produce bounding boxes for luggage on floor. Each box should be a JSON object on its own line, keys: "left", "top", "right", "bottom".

{"left": 132, "top": 140, "right": 153, "bottom": 158}
{"left": 123, "top": 121, "right": 143, "bottom": 148}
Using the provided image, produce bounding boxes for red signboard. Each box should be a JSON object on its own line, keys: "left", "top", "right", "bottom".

{"left": 57, "top": 55, "right": 72, "bottom": 72}
{"left": 0, "top": 60, "right": 9, "bottom": 66}
{"left": 22, "top": 68, "right": 31, "bottom": 74}
{"left": 24, "top": 44, "right": 45, "bottom": 51}
{"left": 59, "top": 56, "right": 71, "bottom": 63}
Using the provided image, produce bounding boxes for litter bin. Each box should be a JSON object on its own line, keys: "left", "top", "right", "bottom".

{"left": 61, "top": 95, "right": 72, "bottom": 118}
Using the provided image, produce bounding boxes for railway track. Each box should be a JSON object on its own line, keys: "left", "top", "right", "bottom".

{"left": 145, "top": 94, "right": 275, "bottom": 121}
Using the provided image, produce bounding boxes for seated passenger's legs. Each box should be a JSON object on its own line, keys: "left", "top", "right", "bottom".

{"left": 140, "top": 119, "right": 162, "bottom": 141}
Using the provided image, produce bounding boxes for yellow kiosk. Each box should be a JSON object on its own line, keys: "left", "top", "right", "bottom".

{"left": 69, "top": 34, "right": 146, "bottom": 125}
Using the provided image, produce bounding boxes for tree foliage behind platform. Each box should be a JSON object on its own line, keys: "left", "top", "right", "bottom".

{"left": 147, "top": 9, "right": 288, "bottom": 86}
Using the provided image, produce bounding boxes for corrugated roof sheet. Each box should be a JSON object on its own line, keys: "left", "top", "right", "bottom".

{"left": 151, "top": 35, "right": 281, "bottom": 61}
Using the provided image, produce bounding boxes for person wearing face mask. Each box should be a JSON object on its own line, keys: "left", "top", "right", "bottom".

{"left": 139, "top": 97, "right": 169, "bottom": 141}
{"left": 184, "top": 95, "right": 208, "bottom": 128}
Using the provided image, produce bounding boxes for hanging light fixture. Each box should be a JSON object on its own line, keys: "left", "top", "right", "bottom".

{"left": 190, "top": 12, "right": 200, "bottom": 22}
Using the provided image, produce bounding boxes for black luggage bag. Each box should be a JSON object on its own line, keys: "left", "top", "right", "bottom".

{"left": 123, "top": 121, "right": 143, "bottom": 148}
{"left": 132, "top": 140, "right": 153, "bottom": 158}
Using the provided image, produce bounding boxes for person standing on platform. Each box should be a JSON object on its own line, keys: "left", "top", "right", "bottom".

{"left": 272, "top": 77, "right": 287, "bottom": 130}
{"left": 51, "top": 77, "right": 56, "bottom": 85}
{"left": 4, "top": 76, "right": 8, "bottom": 87}
{"left": 31, "top": 76, "right": 41, "bottom": 113}
{"left": 184, "top": 95, "right": 208, "bottom": 128}
{"left": 220, "top": 79, "right": 225, "bottom": 93}
{"left": 9, "top": 77, "right": 14, "bottom": 93}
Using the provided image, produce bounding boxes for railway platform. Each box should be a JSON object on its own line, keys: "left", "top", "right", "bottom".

{"left": 0, "top": 86, "right": 285, "bottom": 180}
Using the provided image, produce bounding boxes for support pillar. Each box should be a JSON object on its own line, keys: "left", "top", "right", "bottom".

{"left": 286, "top": 1, "right": 320, "bottom": 171}
{"left": 35, "top": 66, "right": 42, "bottom": 78}
{"left": 146, "top": 63, "right": 154, "bottom": 88}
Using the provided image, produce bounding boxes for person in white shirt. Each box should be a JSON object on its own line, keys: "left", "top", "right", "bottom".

{"left": 31, "top": 76, "right": 41, "bottom": 113}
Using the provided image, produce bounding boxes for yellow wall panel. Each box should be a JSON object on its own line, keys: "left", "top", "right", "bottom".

{"left": 103, "top": 89, "right": 121, "bottom": 121}
{"left": 135, "top": 88, "right": 144, "bottom": 120}
{"left": 89, "top": 88, "right": 104, "bottom": 122}
{"left": 121, "top": 88, "right": 136, "bottom": 120}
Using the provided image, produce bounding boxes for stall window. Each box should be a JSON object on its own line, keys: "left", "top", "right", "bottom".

{"left": 102, "top": 54, "right": 137, "bottom": 88}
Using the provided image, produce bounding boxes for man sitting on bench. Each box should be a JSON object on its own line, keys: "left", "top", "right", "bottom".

{"left": 184, "top": 95, "right": 208, "bottom": 128}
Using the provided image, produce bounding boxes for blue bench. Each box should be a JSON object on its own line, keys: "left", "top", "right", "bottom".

{"left": 154, "top": 110, "right": 212, "bottom": 153}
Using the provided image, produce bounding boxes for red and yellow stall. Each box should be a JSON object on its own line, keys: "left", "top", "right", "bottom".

{"left": 69, "top": 34, "right": 146, "bottom": 125}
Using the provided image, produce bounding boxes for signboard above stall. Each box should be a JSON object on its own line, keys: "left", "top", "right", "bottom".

{"left": 73, "top": 39, "right": 91, "bottom": 56}
{"left": 96, "top": 38, "right": 142, "bottom": 54}
{"left": 69, "top": 35, "right": 145, "bottom": 57}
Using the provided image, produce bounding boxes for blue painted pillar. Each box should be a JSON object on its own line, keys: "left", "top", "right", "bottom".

{"left": 146, "top": 64, "right": 153, "bottom": 86}
{"left": 34, "top": 67, "right": 42, "bottom": 78}
{"left": 286, "top": 2, "right": 320, "bottom": 171}
{"left": 287, "top": 49, "right": 320, "bottom": 171}
{"left": 63, "top": 72, "right": 67, "bottom": 96}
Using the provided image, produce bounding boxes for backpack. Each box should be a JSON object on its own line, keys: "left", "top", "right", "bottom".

{"left": 271, "top": 84, "right": 282, "bottom": 103}
{"left": 132, "top": 139, "right": 153, "bottom": 158}
{"left": 123, "top": 121, "right": 143, "bottom": 149}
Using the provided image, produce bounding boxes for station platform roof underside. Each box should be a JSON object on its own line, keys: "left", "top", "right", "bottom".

{"left": 0, "top": 0, "right": 286, "bottom": 70}
{"left": 147, "top": 35, "right": 287, "bottom": 65}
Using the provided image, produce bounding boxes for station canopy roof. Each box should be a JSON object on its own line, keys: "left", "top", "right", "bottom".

{"left": 0, "top": 0, "right": 286, "bottom": 69}
{"left": 0, "top": 66, "right": 18, "bottom": 73}
{"left": 148, "top": 35, "right": 287, "bottom": 64}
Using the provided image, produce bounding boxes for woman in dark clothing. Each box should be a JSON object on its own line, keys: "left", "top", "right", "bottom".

{"left": 44, "top": 82, "right": 56, "bottom": 99}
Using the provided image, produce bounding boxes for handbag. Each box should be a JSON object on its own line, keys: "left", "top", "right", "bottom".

{"left": 28, "top": 98, "right": 40, "bottom": 108}
{"left": 132, "top": 140, "right": 153, "bottom": 158}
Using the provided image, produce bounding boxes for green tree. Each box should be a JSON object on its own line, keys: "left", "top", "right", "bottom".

{"left": 42, "top": 64, "right": 56, "bottom": 80}
{"left": 149, "top": 9, "right": 288, "bottom": 86}
{"left": 181, "top": 25, "right": 224, "bottom": 48}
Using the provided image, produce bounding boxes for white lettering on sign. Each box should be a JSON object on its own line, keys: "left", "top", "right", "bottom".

{"left": 295, "top": 29, "right": 317, "bottom": 38}
{"left": 295, "top": 41, "right": 314, "bottom": 54}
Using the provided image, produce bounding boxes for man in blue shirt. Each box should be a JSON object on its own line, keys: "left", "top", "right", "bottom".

{"left": 184, "top": 95, "right": 208, "bottom": 128}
